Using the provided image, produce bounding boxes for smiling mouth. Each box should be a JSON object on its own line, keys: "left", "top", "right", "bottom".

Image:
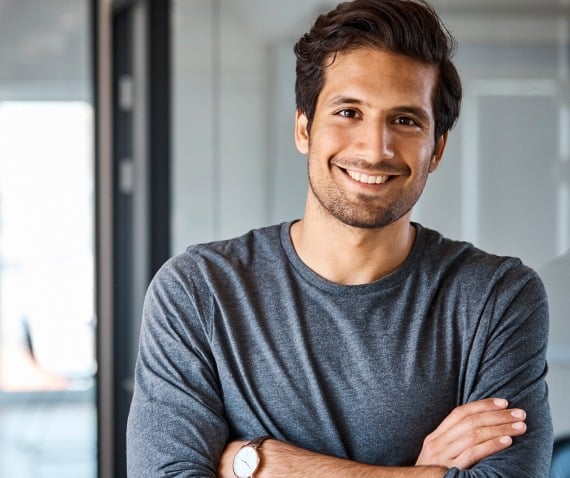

{"left": 345, "top": 169, "right": 390, "bottom": 185}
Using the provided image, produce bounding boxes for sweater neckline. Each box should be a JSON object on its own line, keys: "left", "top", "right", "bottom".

{"left": 279, "top": 221, "right": 426, "bottom": 295}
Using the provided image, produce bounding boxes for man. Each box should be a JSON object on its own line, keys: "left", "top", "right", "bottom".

{"left": 127, "top": 0, "right": 552, "bottom": 476}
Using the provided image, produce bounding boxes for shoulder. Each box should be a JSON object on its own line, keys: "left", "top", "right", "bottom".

{"left": 186, "top": 223, "right": 284, "bottom": 263}
{"left": 420, "top": 225, "right": 536, "bottom": 276}
{"left": 150, "top": 223, "right": 286, "bottom": 293}
{"left": 417, "top": 224, "right": 546, "bottom": 305}
{"left": 142, "top": 224, "right": 286, "bottom": 333}
{"left": 181, "top": 223, "right": 286, "bottom": 278}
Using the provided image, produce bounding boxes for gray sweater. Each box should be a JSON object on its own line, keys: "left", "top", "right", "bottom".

{"left": 127, "top": 222, "right": 552, "bottom": 477}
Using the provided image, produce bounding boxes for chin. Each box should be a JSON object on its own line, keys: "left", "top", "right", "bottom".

{"left": 332, "top": 211, "right": 401, "bottom": 230}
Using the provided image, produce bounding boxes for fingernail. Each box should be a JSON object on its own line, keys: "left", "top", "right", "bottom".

{"left": 512, "top": 422, "right": 526, "bottom": 430}
{"left": 494, "top": 398, "right": 508, "bottom": 407}
{"left": 500, "top": 436, "right": 512, "bottom": 445}
{"left": 511, "top": 409, "right": 525, "bottom": 419}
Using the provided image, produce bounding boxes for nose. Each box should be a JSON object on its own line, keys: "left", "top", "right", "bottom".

{"left": 357, "top": 120, "right": 394, "bottom": 163}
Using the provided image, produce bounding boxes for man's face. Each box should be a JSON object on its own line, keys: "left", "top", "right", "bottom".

{"left": 295, "top": 48, "right": 447, "bottom": 229}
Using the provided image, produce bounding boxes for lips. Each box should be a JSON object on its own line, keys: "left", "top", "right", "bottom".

{"left": 346, "top": 169, "right": 389, "bottom": 184}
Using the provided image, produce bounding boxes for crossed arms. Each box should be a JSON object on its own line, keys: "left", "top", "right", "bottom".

{"left": 126, "top": 249, "right": 553, "bottom": 477}
{"left": 217, "top": 398, "right": 527, "bottom": 477}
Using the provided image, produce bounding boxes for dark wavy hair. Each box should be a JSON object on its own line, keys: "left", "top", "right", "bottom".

{"left": 294, "top": 0, "right": 462, "bottom": 140}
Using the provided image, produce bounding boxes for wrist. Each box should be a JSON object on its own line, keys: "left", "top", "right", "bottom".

{"left": 232, "top": 435, "right": 273, "bottom": 478}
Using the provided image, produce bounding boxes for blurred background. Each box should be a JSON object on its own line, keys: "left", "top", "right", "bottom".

{"left": 0, "top": 0, "right": 568, "bottom": 476}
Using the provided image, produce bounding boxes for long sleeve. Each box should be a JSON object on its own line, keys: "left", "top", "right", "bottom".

{"left": 126, "top": 256, "right": 228, "bottom": 477}
{"left": 444, "top": 267, "right": 553, "bottom": 477}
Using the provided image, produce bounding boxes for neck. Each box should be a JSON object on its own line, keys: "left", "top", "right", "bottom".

{"left": 290, "top": 198, "right": 416, "bottom": 286}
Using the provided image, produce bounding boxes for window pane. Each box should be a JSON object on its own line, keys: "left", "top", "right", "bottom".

{"left": 0, "top": 1, "right": 96, "bottom": 477}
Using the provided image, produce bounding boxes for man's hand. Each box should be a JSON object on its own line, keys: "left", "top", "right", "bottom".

{"left": 416, "top": 398, "right": 527, "bottom": 470}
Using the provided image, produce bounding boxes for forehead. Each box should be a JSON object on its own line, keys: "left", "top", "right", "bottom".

{"left": 319, "top": 48, "right": 438, "bottom": 113}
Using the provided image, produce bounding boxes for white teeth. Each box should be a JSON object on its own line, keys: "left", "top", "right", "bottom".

{"left": 347, "top": 170, "right": 389, "bottom": 184}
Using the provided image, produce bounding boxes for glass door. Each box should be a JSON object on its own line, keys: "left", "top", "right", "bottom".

{"left": 0, "top": 1, "right": 96, "bottom": 477}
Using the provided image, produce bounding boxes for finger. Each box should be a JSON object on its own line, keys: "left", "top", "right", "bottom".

{"left": 422, "top": 408, "right": 526, "bottom": 461}
{"left": 452, "top": 435, "right": 516, "bottom": 470}
{"left": 451, "top": 408, "right": 527, "bottom": 440}
{"left": 443, "top": 419, "right": 527, "bottom": 461}
{"left": 429, "top": 398, "right": 509, "bottom": 439}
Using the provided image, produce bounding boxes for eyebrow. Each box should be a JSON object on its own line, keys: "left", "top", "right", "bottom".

{"left": 325, "top": 95, "right": 431, "bottom": 123}
{"left": 393, "top": 106, "right": 431, "bottom": 124}
{"left": 326, "top": 95, "right": 368, "bottom": 108}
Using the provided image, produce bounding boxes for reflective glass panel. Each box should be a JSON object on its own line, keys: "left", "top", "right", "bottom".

{"left": 0, "top": 1, "right": 96, "bottom": 477}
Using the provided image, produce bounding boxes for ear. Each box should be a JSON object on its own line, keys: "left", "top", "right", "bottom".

{"left": 295, "top": 109, "right": 310, "bottom": 155}
{"left": 429, "top": 132, "right": 448, "bottom": 173}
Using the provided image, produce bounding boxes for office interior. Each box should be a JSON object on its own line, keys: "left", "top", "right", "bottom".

{"left": 0, "top": 0, "right": 569, "bottom": 476}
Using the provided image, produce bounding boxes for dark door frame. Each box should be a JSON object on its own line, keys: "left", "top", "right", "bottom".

{"left": 94, "top": 0, "right": 170, "bottom": 476}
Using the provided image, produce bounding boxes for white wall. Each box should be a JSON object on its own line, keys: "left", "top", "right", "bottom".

{"left": 171, "top": 0, "right": 306, "bottom": 251}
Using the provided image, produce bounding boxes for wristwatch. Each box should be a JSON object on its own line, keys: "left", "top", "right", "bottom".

{"left": 232, "top": 435, "right": 272, "bottom": 478}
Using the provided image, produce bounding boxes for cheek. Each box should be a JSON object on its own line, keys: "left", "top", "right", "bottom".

{"left": 406, "top": 143, "right": 436, "bottom": 169}
{"left": 311, "top": 126, "right": 351, "bottom": 156}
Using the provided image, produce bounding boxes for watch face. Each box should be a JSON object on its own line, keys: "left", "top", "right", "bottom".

{"left": 232, "top": 446, "right": 260, "bottom": 478}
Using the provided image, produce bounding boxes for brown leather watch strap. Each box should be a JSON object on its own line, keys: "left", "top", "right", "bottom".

{"left": 244, "top": 435, "right": 272, "bottom": 449}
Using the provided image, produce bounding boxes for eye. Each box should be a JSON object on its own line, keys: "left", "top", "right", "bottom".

{"left": 394, "top": 116, "right": 418, "bottom": 126}
{"left": 336, "top": 108, "right": 359, "bottom": 119}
